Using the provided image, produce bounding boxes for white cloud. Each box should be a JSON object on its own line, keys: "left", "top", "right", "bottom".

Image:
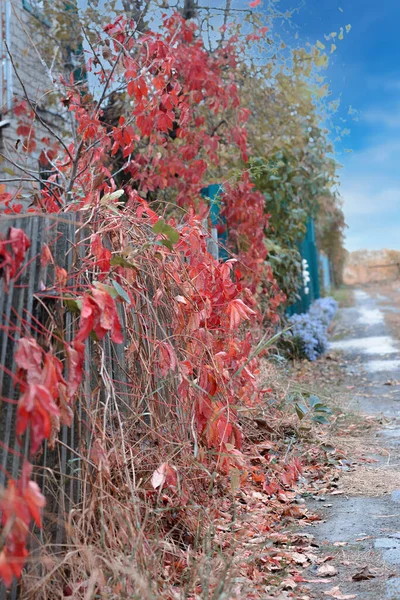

{"left": 339, "top": 135, "right": 400, "bottom": 251}
{"left": 342, "top": 186, "right": 400, "bottom": 216}
{"left": 344, "top": 220, "right": 400, "bottom": 253}
{"left": 363, "top": 106, "right": 400, "bottom": 129}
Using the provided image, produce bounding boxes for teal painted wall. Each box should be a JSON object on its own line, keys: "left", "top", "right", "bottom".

{"left": 287, "top": 218, "right": 321, "bottom": 316}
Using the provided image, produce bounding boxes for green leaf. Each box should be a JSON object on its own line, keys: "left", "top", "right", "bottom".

{"left": 308, "top": 395, "right": 321, "bottom": 409}
{"left": 311, "top": 403, "right": 327, "bottom": 411}
{"left": 316, "top": 406, "right": 332, "bottom": 415}
{"left": 92, "top": 282, "right": 118, "bottom": 298}
{"left": 152, "top": 219, "right": 166, "bottom": 234}
{"left": 64, "top": 298, "right": 81, "bottom": 314}
{"left": 295, "top": 402, "right": 308, "bottom": 420}
{"left": 100, "top": 189, "right": 124, "bottom": 204}
{"left": 322, "top": 444, "right": 336, "bottom": 453}
{"left": 313, "top": 415, "right": 330, "bottom": 425}
{"left": 110, "top": 255, "right": 137, "bottom": 269}
{"left": 112, "top": 280, "right": 131, "bottom": 305}
{"left": 153, "top": 219, "right": 180, "bottom": 246}
{"left": 160, "top": 239, "right": 174, "bottom": 250}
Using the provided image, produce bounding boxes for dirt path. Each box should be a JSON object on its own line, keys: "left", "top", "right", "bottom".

{"left": 304, "top": 288, "right": 400, "bottom": 600}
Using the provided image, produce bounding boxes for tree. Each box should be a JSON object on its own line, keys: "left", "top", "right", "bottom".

{"left": 231, "top": 47, "right": 347, "bottom": 303}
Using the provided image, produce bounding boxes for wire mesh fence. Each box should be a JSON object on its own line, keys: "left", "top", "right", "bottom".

{"left": 0, "top": 208, "right": 234, "bottom": 598}
{"left": 0, "top": 214, "right": 136, "bottom": 598}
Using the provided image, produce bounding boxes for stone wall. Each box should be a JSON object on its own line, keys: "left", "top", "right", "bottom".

{"left": 343, "top": 249, "right": 400, "bottom": 285}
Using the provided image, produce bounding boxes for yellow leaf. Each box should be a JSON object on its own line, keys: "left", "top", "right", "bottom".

{"left": 230, "top": 468, "right": 241, "bottom": 494}
{"left": 100, "top": 190, "right": 125, "bottom": 206}
{"left": 331, "top": 44, "right": 337, "bottom": 53}
{"left": 315, "top": 53, "right": 328, "bottom": 68}
{"left": 316, "top": 40, "right": 326, "bottom": 49}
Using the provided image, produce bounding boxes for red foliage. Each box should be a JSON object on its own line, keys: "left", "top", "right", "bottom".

{"left": 66, "top": 341, "right": 85, "bottom": 399}
{"left": 13, "top": 100, "right": 36, "bottom": 153}
{"left": 222, "top": 174, "right": 268, "bottom": 292}
{"left": 0, "top": 12, "right": 287, "bottom": 587}
{"left": 227, "top": 298, "right": 256, "bottom": 329}
{"left": 14, "top": 338, "right": 78, "bottom": 454}
{"left": 76, "top": 287, "right": 123, "bottom": 344}
{"left": 0, "top": 462, "right": 45, "bottom": 588}
{"left": 90, "top": 234, "right": 112, "bottom": 279}
{"left": 17, "top": 384, "right": 60, "bottom": 455}
{"left": 0, "top": 227, "right": 31, "bottom": 290}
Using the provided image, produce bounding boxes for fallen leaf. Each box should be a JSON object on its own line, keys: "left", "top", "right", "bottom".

{"left": 281, "top": 578, "right": 297, "bottom": 590}
{"left": 317, "top": 555, "right": 334, "bottom": 564}
{"left": 291, "top": 552, "right": 308, "bottom": 565}
{"left": 305, "top": 552, "right": 319, "bottom": 563}
{"left": 352, "top": 566, "right": 376, "bottom": 581}
{"left": 151, "top": 463, "right": 167, "bottom": 489}
{"left": 324, "top": 586, "right": 357, "bottom": 599}
{"left": 333, "top": 541, "right": 348, "bottom": 547}
{"left": 318, "top": 564, "right": 338, "bottom": 577}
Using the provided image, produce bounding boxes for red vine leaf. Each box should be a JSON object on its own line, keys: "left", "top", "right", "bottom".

{"left": 90, "top": 233, "right": 112, "bottom": 278}
{"left": 151, "top": 463, "right": 178, "bottom": 491}
{"left": 20, "top": 463, "right": 46, "bottom": 528}
{"left": 40, "top": 244, "right": 53, "bottom": 267}
{"left": 16, "top": 384, "right": 60, "bottom": 455}
{"left": 14, "top": 338, "right": 42, "bottom": 385}
{"left": 226, "top": 299, "right": 256, "bottom": 329}
{"left": 76, "top": 288, "right": 123, "bottom": 344}
{"left": 92, "top": 288, "right": 124, "bottom": 343}
{"left": 67, "top": 340, "right": 85, "bottom": 399}
{"left": 9, "top": 228, "right": 31, "bottom": 267}
{"left": 0, "top": 227, "right": 31, "bottom": 289}
{"left": 157, "top": 341, "right": 177, "bottom": 377}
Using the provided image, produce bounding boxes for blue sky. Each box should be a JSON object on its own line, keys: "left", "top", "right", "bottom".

{"left": 274, "top": 0, "right": 400, "bottom": 252}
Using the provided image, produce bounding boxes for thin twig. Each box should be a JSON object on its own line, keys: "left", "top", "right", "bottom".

{"left": 4, "top": 40, "right": 73, "bottom": 161}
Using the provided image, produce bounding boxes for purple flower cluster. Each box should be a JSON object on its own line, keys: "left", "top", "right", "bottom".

{"left": 287, "top": 297, "right": 338, "bottom": 361}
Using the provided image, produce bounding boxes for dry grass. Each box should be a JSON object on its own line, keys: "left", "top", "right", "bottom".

{"left": 19, "top": 347, "right": 341, "bottom": 599}
{"left": 17, "top": 212, "right": 319, "bottom": 600}
{"left": 16, "top": 215, "right": 242, "bottom": 599}
{"left": 16, "top": 212, "right": 365, "bottom": 600}
{"left": 340, "top": 466, "right": 400, "bottom": 497}
{"left": 331, "top": 287, "right": 355, "bottom": 308}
